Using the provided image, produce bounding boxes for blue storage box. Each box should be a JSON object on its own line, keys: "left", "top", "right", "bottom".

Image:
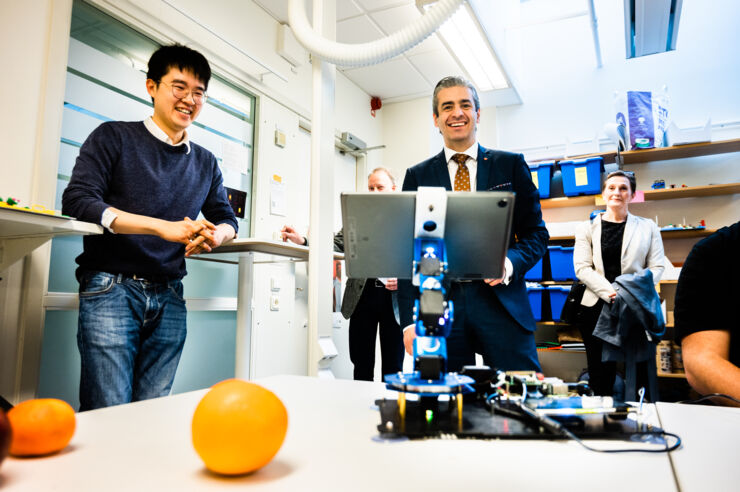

{"left": 527, "top": 285, "right": 545, "bottom": 321}
{"left": 524, "top": 257, "right": 544, "bottom": 281}
{"left": 559, "top": 157, "right": 604, "bottom": 196}
{"left": 529, "top": 161, "right": 554, "bottom": 198}
{"left": 548, "top": 285, "right": 571, "bottom": 322}
{"left": 549, "top": 245, "right": 576, "bottom": 281}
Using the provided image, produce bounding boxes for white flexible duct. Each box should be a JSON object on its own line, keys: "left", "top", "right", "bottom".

{"left": 288, "top": 0, "right": 464, "bottom": 67}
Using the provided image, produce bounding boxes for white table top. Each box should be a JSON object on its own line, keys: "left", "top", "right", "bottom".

{"left": 657, "top": 401, "right": 740, "bottom": 492}
{"left": 1, "top": 376, "right": 679, "bottom": 491}
{"left": 0, "top": 207, "right": 102, "bottom": 239}
{"left": 195, "top": 238, "right": 344, "bottom": 263}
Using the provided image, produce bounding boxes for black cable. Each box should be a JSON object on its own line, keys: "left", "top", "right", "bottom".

{"left": 488, "top": 392, "right": 682, "bottom": 453}
{"left": 677, "top": 393, "right": 740, "bottom": 405}
{"left": 562, "top": 427, "right": 682, "bottom": 453}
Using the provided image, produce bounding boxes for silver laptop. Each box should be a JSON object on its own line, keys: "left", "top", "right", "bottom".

{"left": 341, "top": 191, "right": 515, "bottom": 279}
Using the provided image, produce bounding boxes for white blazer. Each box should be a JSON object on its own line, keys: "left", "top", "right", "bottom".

{"left": 574, "top": 213, "right": 664, "bottom": 307}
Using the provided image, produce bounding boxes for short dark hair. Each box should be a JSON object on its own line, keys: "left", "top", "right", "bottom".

{"left": 603, "top": 170, "right": 637, "bottom": 194}
{"left": 368, "top": 167, "right": 396, "bottom": 186}
{"left": 432, "top": 76, "right": 480, "bottom": 117}
{"left": 147, "top": 44, "right": 211, "bottom": 89}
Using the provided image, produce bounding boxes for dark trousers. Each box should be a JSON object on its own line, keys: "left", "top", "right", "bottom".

{"left": 578, "top": 300, "right": 618, "bottom": 396}
{"left": 578, "top": 300, "right": 651, "bottom": 399}
{"left": 445, "top": 282, "right": 541, "bottom": 373}
{"left": 349, "top": 280, "right": 403, "bottom": 381}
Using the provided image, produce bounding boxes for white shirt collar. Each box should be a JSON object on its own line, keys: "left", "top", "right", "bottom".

{"left": 144, "top": 117, "right": 191, "bottom": 154}
{"left": 443, "top": 141, "right": 478, "bottom": 165}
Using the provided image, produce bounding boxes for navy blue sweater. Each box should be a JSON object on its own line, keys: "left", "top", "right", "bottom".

{"left": 62, "top": 121, "right": 238, "bottom": 279}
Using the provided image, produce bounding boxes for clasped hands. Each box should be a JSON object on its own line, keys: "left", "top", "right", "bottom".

{"left": 161, "top": 217, "right": 222, "bottom": 257}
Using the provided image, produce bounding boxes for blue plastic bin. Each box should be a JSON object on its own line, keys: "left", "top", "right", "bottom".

{"left": 548, "top": 285, "right": 571, "bottom": 322}
{"left": 524, "top": 257, "right": 544, "bottom": 281}
{"left": 559, "top": 157, "right": 604, "bottom": 196}
{"left": 549, "top": 245, "right": 576, "bottom": 281}
{"left": 527, "top": 285, "right": 545, "bottom": 321}
{"left": 529, "top": 161, "right": 554, "bottom": 198}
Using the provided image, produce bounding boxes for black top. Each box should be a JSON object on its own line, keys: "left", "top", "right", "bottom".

{"left": 601, "top": 219, "right": 626, "bottom": 283}
{"left": 675, "top": 221, "right": 739, "bottom": 366}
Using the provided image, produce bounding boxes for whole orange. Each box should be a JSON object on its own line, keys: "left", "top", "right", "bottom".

{"left": 8, "top": 399, "right": 76, "bottom": 456}
{"left": 192, "top": 379, "right": 288, "bottom": 475}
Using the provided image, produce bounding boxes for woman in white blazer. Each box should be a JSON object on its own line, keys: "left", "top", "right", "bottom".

{"left": 573, "top": 171, "right": 664, "bottom": 396}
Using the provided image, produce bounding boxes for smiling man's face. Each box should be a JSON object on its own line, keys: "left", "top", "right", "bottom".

{"left": 146, "top": 67, "right": 205, "bottom": 143}
{"left": 433, "top": 85, "right": 480, "bottom": 151}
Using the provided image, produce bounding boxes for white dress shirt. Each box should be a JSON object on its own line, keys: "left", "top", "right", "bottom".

{"left": 143, "top": 116, "right": 191, "bottom": 154}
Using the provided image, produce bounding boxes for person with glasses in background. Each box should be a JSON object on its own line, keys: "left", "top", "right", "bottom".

{"left": 573, "top": 171, "right": 664, "bottom": 398}
{"left": 62, "top": 45, "right": 237, "bottom": 411}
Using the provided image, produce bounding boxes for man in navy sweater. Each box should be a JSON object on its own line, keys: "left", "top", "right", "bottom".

{"left": 62, "top": 45, "right": 238, "bottom": 411}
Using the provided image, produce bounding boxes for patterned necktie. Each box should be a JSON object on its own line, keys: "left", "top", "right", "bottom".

{"left": 452, "top": 153, "right": 471, "bottom": 191}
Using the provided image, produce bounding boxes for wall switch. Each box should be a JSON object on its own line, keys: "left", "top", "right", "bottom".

{"left": 270, "top": 294, "right": 280, "bottom": 311}
{"left": 270, "top": 277, "right": 280, "bottom": 291}
{"left": 274, "top": 129, "right": 286, "bottom": 148}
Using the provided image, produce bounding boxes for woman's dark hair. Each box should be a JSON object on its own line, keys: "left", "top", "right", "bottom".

{"left": 603, "top": 170, "right": 636, "bottom": 195}
{"left": 147, "top": 44, "right": 211, "bottom": 89}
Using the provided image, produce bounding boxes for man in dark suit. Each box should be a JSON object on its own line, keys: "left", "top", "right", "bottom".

{"left": 400, "top": 76, "right": 549, "bottom": 373}
{"left": 282, "top": 168, "right": 403, "bottom": 381}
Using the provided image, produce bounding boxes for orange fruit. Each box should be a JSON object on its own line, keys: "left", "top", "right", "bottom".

{"left": 192, "top": 379, "right": 288, "bottom": 475}
{"left": 8, "top": 398, "right": 76, "bottom": 456}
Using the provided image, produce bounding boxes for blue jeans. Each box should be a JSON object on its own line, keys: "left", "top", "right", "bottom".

{"left": 77, "top": 271, "right": 187, "bottom": 411}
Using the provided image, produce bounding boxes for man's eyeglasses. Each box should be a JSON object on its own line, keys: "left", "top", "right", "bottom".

{"left": 159, "top": 80, "right": 207, "bottom": 105}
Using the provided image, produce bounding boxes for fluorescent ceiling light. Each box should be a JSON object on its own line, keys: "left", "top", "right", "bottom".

{"left": 418, "top": 1, "right": 510, "bottom": 91}
{"left": 624, "top": 0, "right": 682, "bottom": 59}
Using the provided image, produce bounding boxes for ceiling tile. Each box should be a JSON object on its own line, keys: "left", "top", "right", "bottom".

{"left": 337, "top": 15, "right": 385, "bottom": 44}
{"left": 341, "top": 57, "right": 431, "bottom": 99}
{"left": 337, "top": 1, "right": 363, "bottom": 21}
{"left": 407, "top": 49, "right": 465, "bottom": 87}
{"left": 355, "top": 0, "right": 411, "bottom": 12}
{"left": 369, "top": 3, "right": 420, "bottom": 34}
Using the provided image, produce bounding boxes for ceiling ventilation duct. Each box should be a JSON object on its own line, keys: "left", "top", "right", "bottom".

{"left": 624, "top": 0, "right": 682, "bottom": 59}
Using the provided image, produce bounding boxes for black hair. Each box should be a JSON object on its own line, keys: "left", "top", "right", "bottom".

{"left": 432, "top": 76, "right": 480, "bottom": 117}
{"left": 603, "top": 170, "right": 637, "bottom": 195}
{"left": 147, "top": 44, "right": 211, "bottom": 90}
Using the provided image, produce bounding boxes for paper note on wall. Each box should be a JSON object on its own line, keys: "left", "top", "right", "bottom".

{"left": 531, "top": 171, "right": 539, "bottom": 189}
{"left": 222, "top": 141, "right": 249, "bottom": 174}
{"left": 270, "top": 175, "right": 286, "bottom": 216}
{"left": 574, "top": 166, "right": 588, "bottom": 187}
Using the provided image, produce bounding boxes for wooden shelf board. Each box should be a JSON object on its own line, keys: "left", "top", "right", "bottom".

{"left": 541, "top": 182, "right": 739, "bottom": 210}
{"left": 555, "top": 138, "right": 740, "bottom": 166}
{"left": 541, "top": 195, "right": 596, "bottom": 209}
{"left": 657, "top": 371, "right": 687, "bottom": 379}
{"left": 545, "top": 229, "right": 715, "bottom": 242}
{"left": 643, "top": 182, "right": 740, "bottom": 200}
{"left": 660, "top": 228, "right": 715, "bottom": 239}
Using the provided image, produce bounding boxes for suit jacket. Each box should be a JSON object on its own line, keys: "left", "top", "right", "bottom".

{"left": 574, "top": 212, "right": 664, "bottom": 307}
{"left": 399, "top": 145, "right": 549, "bottom": 331}
{"left": 333, "top": 229, "right": 399, "bottom": 323}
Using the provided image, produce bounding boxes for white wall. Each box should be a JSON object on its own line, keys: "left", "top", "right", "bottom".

{"left": 1, "top": 0, "right": 74, "bottom": 402}
{"left": 381, "top": 95, "right": 500, "bottom": 184}
{"left": 497, "top": 0, "right": 740, "bottom": 151}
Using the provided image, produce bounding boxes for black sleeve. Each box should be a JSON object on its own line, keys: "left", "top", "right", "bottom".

{"left": 674, "top": 232, "right": 726, "bottom": 343}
